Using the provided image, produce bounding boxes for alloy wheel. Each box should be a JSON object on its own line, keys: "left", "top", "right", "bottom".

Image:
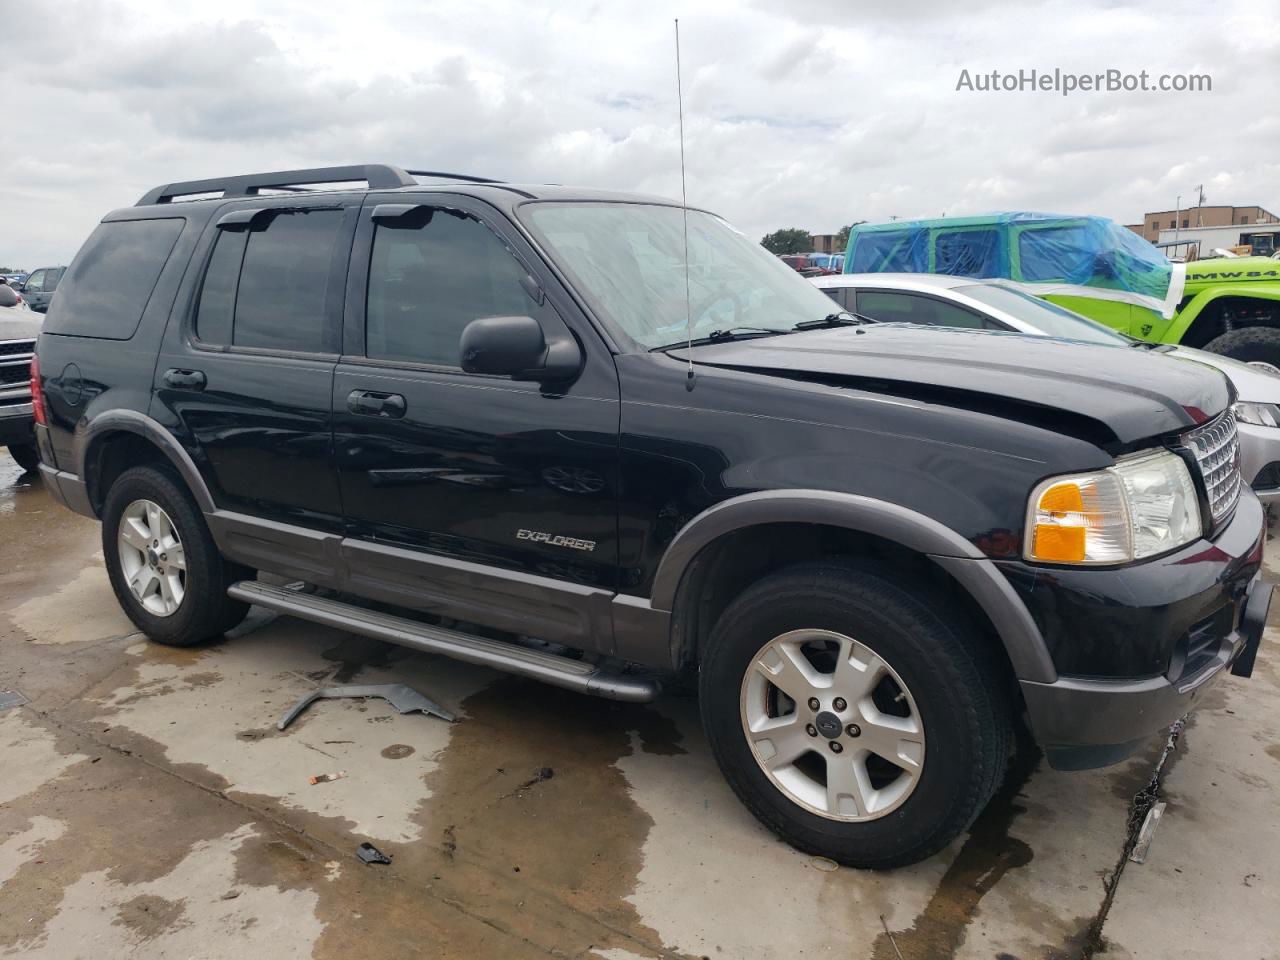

{"left": 739, "top": 629, "right": 925, "bottom": 821}
{"left": 117, "top": 498, "right": 186, "bottom": 617}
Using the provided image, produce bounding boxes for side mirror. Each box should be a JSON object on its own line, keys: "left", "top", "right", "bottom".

{"left": 459, "top": 315, "right": 581, "bottom": 381}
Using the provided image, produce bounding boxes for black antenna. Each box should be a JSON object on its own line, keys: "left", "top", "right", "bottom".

{"left": 675, "top": 18, "right": 695, "bottom": 391}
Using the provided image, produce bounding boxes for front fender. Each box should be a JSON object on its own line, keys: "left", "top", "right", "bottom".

{"left": 1170, "top": 283, "right": 1280, "bottom": 344}
{"left": 645, "top": 489, "right": 1057, "bottom": 683}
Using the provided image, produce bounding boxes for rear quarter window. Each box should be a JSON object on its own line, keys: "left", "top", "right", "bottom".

{"left": 43, "top": 218, "right": 185, "bottom": 340}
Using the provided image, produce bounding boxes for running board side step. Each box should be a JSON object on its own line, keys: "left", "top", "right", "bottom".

{"left": 227, "top": 580, "right": 660, "bottom": 703}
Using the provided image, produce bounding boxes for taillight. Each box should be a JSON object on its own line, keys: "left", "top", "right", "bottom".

{"left": 30, "top": 354, "right": 46, "bottom": 425}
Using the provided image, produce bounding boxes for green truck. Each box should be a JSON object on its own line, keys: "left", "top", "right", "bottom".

{"left": 844, "top": 213, "right": 1280, "bottom": 367}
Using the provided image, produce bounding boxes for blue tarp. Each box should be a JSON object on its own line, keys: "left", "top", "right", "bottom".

{"left": 844, "top": 212, "right": 1177, "bottom": 314}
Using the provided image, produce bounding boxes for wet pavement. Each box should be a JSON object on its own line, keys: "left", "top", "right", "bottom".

{"left": 1, "top": 449, "right": 1278, "bottom": 959}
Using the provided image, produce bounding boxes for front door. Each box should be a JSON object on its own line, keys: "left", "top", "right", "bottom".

{"left": 332, "top": 195, "right": 621, "bottom": 651}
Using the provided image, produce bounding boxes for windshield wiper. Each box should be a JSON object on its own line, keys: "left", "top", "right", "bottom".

{"left": 650, "top": 327, "right": 790, "bottom": 351}
{"left": 793, "top": 312, "right": 875, "bottom": 331}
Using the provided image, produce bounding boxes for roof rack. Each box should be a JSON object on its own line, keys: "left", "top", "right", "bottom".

{"left": 134, "top": 164, "right": 505, "bottom": 206}
{"left": 405, "top": 170, "right": 504, "bottom": 185}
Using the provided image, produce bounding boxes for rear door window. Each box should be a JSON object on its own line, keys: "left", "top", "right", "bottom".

{"left": 857, "top": 291, "right": 997, "bottom": 329}
{"left": 42, "top": 218, "right": 185, "bottom": 339}
{"left": 195, "top": 208, "right": 343, "bottom": 354}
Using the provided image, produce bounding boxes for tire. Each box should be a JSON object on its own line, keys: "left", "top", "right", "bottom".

{"left": 7, "top": 442, "right": 40, "bottom": 474}
{"left": 1203, "top": 327, "right": 1280, "bottom": 371}
{"left": 698, "top": 559, "right": 1011, "bottom": 869}
{"left": 102, "top": 465, "right": 250, "bottom": 646}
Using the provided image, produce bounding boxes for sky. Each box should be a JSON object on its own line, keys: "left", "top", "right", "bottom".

{"left": 2, "top": 0, "right": 1278, "bottom": 267}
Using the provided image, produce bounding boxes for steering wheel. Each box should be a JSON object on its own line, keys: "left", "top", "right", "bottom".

{"left": 688, "top": 285, "right": 745, "bottom": 330}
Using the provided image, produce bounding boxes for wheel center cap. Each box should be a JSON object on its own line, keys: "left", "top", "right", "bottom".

{"left": 146, "top": 548, "right": 159, "bottom": 568}
{"left": 814, "top": 711, "right": 842, "bottom": 739}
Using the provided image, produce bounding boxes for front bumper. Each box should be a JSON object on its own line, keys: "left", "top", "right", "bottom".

{"left": 1021, "top": 575, "right": 1270, "bottom": 769}
{"left": 0, "top": 402, "right": 34, "bottom": 447}
{"left": 1008, "top": 490, "right": 1270, "bottom": 770}
{"left": 1237, "top": 421, "right": 1280, "bottom": 503}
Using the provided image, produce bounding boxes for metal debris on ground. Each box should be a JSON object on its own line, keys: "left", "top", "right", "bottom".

{"left": 356, "top": 842, "right": 392, "bottom": 865}
{"left": 277, "top": 683, "right": 456, "bottom": 731}
{"left": 0, "top": 690, "right": 30, "bottom": 711}
{"left": 309, "top": 770, "right": 347, "bottom": 785}
{"left": 1128, "top": 800, "right": 1167, "bottom": 864}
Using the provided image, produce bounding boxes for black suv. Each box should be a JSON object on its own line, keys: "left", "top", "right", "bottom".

{"left": 33, "top": 165, "right": 1271, "bottom": 868}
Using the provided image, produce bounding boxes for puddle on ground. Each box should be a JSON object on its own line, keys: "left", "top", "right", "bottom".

{"left": 870, "top": 738, "right": 1039, "bottom": 959}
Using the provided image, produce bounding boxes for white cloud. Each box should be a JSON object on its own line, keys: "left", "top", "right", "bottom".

{"left": 0, "top": 0, "right": 1277, "bottom": 267}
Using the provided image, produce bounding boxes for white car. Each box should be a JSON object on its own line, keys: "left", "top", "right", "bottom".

{"left": 815, "top": 273, "right": 1280, "bottom": 503}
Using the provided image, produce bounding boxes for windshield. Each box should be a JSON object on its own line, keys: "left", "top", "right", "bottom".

{"left": 521, "top": 202, "right": 841, "bottom": 349}
{"left": 955, "top": 283, "right": 1131, "bottom": 346}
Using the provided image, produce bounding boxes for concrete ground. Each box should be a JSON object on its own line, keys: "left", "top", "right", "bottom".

{"left": 1, "top": 449, "right": 1277, "bottom": 960}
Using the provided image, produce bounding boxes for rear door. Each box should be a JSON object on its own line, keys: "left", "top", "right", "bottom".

{"left": 153, "top": 196, "right": 359, "bottom": 541}
{"left": 21, "top": 270, "right": 49, "bottom": 312}
{"left": 331, "top": 194, "right": 622, "bottom": 650}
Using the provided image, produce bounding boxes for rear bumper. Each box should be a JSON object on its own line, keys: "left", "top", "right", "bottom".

{"left": 37, "top": 463, "right": 95, "bottom": 517}
{"left": 1022, "top": 574, "right": 1271, "bottom": 770}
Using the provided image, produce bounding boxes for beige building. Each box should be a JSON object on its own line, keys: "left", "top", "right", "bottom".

{"left": 810, "top": 233, "right": 843, "bottom": 254}
{"left": 1125, "top": 205, "right": 1279, "bottom": 244}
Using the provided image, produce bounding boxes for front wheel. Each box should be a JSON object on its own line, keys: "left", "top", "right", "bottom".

{"left": 699, "top": 560, "right": 1011, "bottom": 869}
{"left": 1203, "top": 327, "right": 1280, "bottom": 373}
{"left": 102, "top": 465, "right": 250, "bottom": 646}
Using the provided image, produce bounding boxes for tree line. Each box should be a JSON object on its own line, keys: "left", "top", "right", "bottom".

{"left": 760, "top": 223, "right": 862, "bottom": 256}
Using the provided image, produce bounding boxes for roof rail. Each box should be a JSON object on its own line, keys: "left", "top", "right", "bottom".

{"left": 136, "top": 164, "right": 420, "bottom": 206}
{"left": 405, "top": 170, "right": 505, "bottom": 185}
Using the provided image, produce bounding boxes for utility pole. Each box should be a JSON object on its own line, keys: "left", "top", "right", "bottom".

{"left": 1175, "top": 195, "right": 1181, "bottom": 243}
{"left": 1195, "top": 184, "right": 1206, "bottom": 227}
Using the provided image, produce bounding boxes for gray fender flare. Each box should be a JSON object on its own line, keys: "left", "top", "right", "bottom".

{"left": 77, "top": 409, "right": 216, "bottom": 515}
{"left": 650, "top": 490, "right": 1057, "bottom": 684}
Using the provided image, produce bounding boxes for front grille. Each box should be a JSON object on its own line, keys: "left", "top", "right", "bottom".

{"left": 0, "top": 361, "right": 30, "bottom": 387}
{"left": 0, "top": 339, "right": 35, "bottom": 358}
{"left": 1183, "top": 410, "right": 1242, "bottom": 523}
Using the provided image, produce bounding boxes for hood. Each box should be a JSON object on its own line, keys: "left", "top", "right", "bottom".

{"left": 0, "top": 306, "right": 41, "bottom": 341}
{"left": 1164, "top": 345, "right": 1280, "bottom": 403}
{"left": 670, "top": 325, "right": 1230, "bottom": 444}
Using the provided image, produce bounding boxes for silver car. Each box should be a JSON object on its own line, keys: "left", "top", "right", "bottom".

{"left": 815, "top": 273, "right": 1280, "bottom": 503}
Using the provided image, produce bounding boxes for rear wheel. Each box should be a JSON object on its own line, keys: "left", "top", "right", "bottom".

{"left": 1203, "top": 327, "right": 1280, "bottom": 373}
{"left": 102, "top": 465, "right": 250, "bottom": 646}
{"left": 7, "top": 443, "right": 39, "bottom": 474}
{"left": 699, "top": 559, "right": 1011, "bottom": 869}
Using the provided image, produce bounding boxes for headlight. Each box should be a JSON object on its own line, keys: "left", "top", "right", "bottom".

{"left": 1232, "top": 401, "right": 1280, "bottom": 427}
{"left": 1025, "top": 449, "right": 1201, "bottom": 565}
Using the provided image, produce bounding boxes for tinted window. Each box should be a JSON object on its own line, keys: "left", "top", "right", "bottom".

{"left": 232, "top": 209, "right": 342, "bottom": 353}
{"left": 43, "top": 219, "right": 184, "bottom": 339}
{"left": 194, "top": 230, "right": 246, "bottom": 346}
{"left": 45, "top": 268, "right": 63, "bottom": 292}
{"left": 366, "top": 208, "right": 533, "bottom": 366}
{"left": 858, "top": 291, "right": 996, "bottom": 329}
